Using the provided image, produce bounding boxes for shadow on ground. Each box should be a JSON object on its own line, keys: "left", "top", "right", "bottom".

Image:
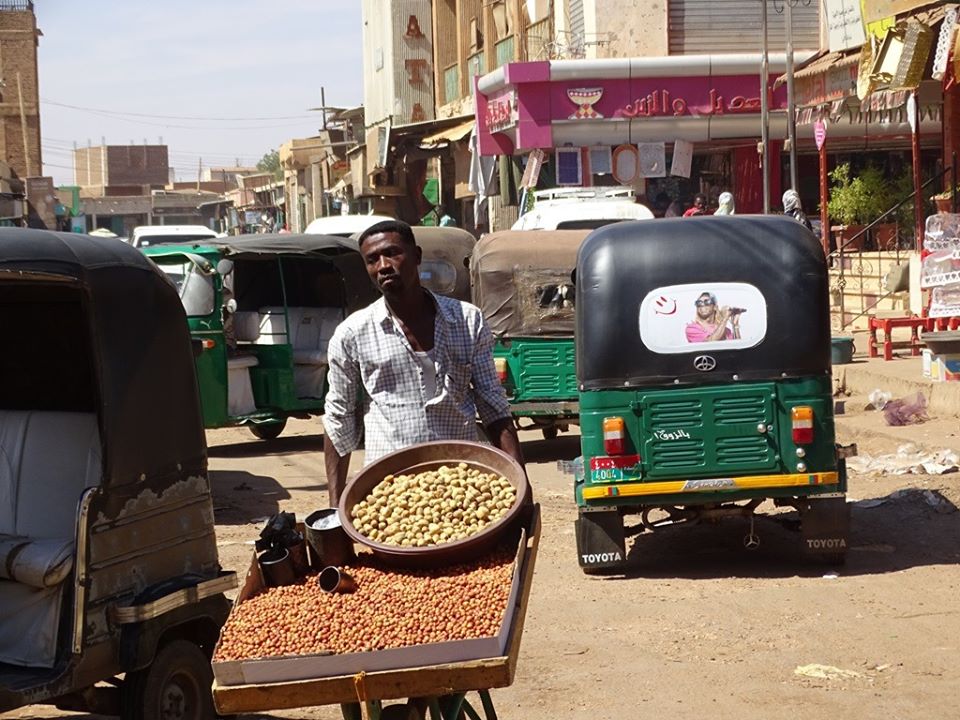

{"left": 209, "top": 469, "right": 293, "bottom": 525}
{"left": 207, "top": 433, "right": 325, "bottom": 459}
{"left": 595, "top": 487, "right": 960, "bottom": 581}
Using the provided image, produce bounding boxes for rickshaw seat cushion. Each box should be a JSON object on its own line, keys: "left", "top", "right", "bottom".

{"left": 0, "top": 535, "right": 73, "bottom": 588}
{"left": 227, "top": 354, "right": 259, "bottom": 370}
{"left": 0, "top": 580, "right": 63, "bottom": 668}
{"left": 257, "top": 306, "right": 343, "bottom": 358}
{"left": 292, "top": 348, "right": 328, "bottom": 365}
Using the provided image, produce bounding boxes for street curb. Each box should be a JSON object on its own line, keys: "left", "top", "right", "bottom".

{"left": 835, "top": 362, "right": 960, "bottom": 417}
{"left": 835, "top": 416, "right": 944, "bottom": 456}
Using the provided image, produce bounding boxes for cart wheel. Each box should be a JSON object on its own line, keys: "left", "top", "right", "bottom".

{"left": 541, "top": 426, "right": 559, "bottom": 440}
{"left": 250, "top": 419, "right": 286, "bottom": 440}
{"left": 120, "top": 639, "right": 215, "bottom": 720}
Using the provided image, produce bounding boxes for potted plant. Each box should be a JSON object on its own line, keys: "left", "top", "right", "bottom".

{"left": 931, "top": 186, "right": 960, "bottom": 214}
{"left": 827, "top": 163, "right": 895, "bottom": 251}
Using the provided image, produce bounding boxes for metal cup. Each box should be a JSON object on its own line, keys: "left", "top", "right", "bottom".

{"left": 304, "top": 508, "right": 357, "bottom": 569}
{"left": 258, "top": 547, "right": 296, "bottom": 587}
{"left": 317, "top": 566, "right": 357, "bottom": 593}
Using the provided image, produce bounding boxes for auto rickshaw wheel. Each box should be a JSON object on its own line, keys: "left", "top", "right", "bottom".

{"left": 121, "top": 639, "right": 215, "bottom": 720}
{"left": 249, "top": 419, "right": 286, "bottom": 440}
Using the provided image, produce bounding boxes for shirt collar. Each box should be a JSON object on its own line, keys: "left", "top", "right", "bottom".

{"left": 374, "top": 288, "right": 456, "bottom": 327}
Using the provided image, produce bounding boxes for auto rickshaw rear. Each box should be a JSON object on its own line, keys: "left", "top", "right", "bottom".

{"left": 471, "top": 230, "right": 589, "bottom": 438}
{"left": 574, "top": 216, "right": 850, "bottom": 573}
{"left": 0, "top": 229, "right": 235, "bottom": 718}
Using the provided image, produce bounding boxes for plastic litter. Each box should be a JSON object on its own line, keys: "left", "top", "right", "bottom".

{"left": 846, "top": 444, "right": 960, "bottom": 475}
{"left": 867, "top": 389, "right": 892, "bottom": 410}
{"left": 794, "top": 664, "right": 863, "bottom": 680}
{"left": 882, "top": 391, "right": 929, "bottom": 426}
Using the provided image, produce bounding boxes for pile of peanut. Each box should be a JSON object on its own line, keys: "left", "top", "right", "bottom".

{"left": 351, "top": 463, "right": 517, "bottom": 547}
{"left": 214, "top": 550, "right": 515, "bottom": 661}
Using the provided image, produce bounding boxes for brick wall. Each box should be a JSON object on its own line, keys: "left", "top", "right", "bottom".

{"left": 105, "top": 145, "right": 169, "bottom": 186}
{"left": 0, "top": 7, "right": 41, "bottom": 180}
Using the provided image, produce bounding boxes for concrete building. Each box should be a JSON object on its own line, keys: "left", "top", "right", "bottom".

{"left": 0, "top": 1, "right": 41, "bottom": 182}
{"left": 202, "top": 166, "right": 259, "bottom": 189}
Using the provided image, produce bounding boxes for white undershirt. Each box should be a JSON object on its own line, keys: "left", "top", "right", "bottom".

{"left": 414, "top": 348, "right": 437, "bottom": 400}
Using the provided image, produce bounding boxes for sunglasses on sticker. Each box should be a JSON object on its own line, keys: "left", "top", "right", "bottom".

{"left": 695, "top": 299, "right": 715, "bottom": 307}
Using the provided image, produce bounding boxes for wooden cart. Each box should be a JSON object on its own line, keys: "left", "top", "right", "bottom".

{"left": 212, "top": 506, "right": 541, "bottom": 720}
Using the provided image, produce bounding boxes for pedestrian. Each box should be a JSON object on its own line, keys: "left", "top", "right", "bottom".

{"left": 783, "top": 189, "right": 813, "bottom": 232}
{"left": 53, "top": 197, "right": 68, "bottom": 231}
{"left": 714, "top": 191, "right": 735, "bottom": 216}
{"left": 664, "top": 200, "right": 683, "bottom": 218}
{"left": 683, "top": 193, "right": 708, "bottom": 217}
{"left": 322, "top": 219, "right": 525, "bottom": 505}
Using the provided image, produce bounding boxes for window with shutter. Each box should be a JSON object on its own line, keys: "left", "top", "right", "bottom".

{"left": 668, "top": 0, "right": 820, "bottom": 55}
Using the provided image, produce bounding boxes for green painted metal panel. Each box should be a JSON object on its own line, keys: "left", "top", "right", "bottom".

{"left": 495, "top": 337, "right": 576, "bottom": 403}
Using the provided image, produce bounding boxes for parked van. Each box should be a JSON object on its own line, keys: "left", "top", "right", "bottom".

{"left": 512, "top": 187, "right": 654, "bottom": 231}
{"left": 303, "top": 214, "right": 395, "bottom": 238}
{"left": 131, "top": 224, "right": 219, "bottom": 248}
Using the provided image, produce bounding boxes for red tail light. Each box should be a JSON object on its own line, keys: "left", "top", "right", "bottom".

{"left": 201, "top": 339, "right": 216, "bottom": 350}
{"left": 494, "top": 357, "right": 508, "bottom": 384}
{"left": 603, "top": 416, "right": 626, "bottom": 455}
{"left": 791, "top": 406, "right": 814, "bottom": 444}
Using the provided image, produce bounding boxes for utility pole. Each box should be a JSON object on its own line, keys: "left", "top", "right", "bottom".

{"left": 16, "top": 73, "right": 31, "bottom": 177}
{"left": 785, "top": 0, "right": 798, "bottom": 192}
{"left": 321, "top": 87, "right": 328, "bottom": 130}
{"left": 760, "top": 0, "right": 771, "bottom": 213}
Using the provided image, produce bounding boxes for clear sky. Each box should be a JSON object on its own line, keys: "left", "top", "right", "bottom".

{"left": 35, "top": 1, "right": 363, "bottom": 185}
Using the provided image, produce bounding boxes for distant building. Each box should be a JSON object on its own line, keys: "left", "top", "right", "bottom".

{"left": 202, "top": 166, "right": 260, "bottom": 189}
{"left": 74, "top": 144, "right": 169, "bottom": 195}
{"left": 0, "top": 1, "right": 41, "bottom": 182}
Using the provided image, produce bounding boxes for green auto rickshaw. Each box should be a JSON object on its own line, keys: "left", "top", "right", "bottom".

{"left": 573, "top": 216, "right": 851, "bottom": 573}
{"left": 470, "top": 230, "right": 589, "bottom": 439}
{"left": 144, "top": 233, "right": 377, "bottom": 439}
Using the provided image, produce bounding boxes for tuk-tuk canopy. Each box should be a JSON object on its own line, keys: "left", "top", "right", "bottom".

{"left": 0, "top": 229, "right": 205, "bottom": 487}
{"left": 470, "top": 230, "right": 590, "bottom": 337}
{"left": 148, "top": 233, "right": 378, "bottom": 315}
{"left": 411, "top": 226, "right": 476, "bottom": 302}
{"left": 576, "top": 216, "right": 831, "bottom": 389}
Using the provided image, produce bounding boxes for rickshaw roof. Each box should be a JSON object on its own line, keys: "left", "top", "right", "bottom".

{"left": 471, "top": 230, "right": 590, "bottom": 336}
{"left": 0, "top": 228, "right": 206, "bottom": 487}
{"left": 197, "top": 232, "right": 361, "bottom": 258}
{"left": 576, "top": 215, "right": 831, "bottom": 388}
{"left": 411, "top": 225, "right": 477, "bottom": 251}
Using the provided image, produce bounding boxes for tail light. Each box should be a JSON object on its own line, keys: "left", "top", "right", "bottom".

{"left": 201, "top": 339, "right": 216, "bottom": 350}
{"left": 494, "top": 357, "right": 508, "bottom": 384}
{"left": 791, "top": 406, "right": 814, "bottom": 444}
{"left": 603, "top": 416, "right": 626, "bottom": 455}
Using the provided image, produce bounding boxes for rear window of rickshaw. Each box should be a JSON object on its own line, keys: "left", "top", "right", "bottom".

{"left": 516, "top": 268, "right": 576, "bottom": 333}
{"left": 639, "top": 282, "right": 767, "bottom": 354}
{"left": 420, "top": 260, "right": 457, "bottom": 295}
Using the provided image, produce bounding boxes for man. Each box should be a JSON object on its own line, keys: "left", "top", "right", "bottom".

{"left": 683, "top": 193, "right": 708, "bottom": 217}
{"left": 323, "top": 220, "right": 523, "bottom": 505}
{"left": 783, "top": 189, "right": 814, "bottom": 232}
{"left": 684, "top": 292, "right": 741, "bottom": 343}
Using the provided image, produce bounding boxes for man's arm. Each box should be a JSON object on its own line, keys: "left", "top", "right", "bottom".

{"left": 322, "top": 327, "right": 362, "bottom": 506}
{"left": 707, "top": 308, "right": 732, "bottom": 341}
{"left": 324, "top": 441, "right": 352, "bottom": 507}
{"left": 485, "top": 416, "right": 525, "bottom": 470}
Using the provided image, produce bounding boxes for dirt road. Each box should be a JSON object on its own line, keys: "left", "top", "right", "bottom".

{"left": 5, "top": 411, "right": 960, "bottom": 720}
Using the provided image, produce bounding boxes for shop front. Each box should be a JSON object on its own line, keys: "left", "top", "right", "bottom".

{"left": 475, "top": 56, "right": 803, "bottom": 215}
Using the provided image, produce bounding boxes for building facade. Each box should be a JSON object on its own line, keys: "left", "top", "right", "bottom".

{"left": 0, "top": 1, "right": 40, "bottom": 182}
{"left": 73, "top": 144, "right": 170, "bottom": 195}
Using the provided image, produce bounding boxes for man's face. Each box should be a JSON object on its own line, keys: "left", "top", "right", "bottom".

{"left": 695, "top": 294, "right": 715, "bottom": 319}
{"left": 694, "top": 197, "right": 705, "bottom": 210}
{"left": 360, "top": 231, "right": 422, "bottom": 297}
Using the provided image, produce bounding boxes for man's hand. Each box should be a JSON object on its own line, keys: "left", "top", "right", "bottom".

{"left": 324, "top": 438, "right": 352, "bottom": 508}
{"left": 485, "top": 417, "right": 525, "bottom": 473}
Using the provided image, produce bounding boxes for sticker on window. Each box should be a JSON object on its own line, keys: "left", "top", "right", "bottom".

{"left": 639, "top": 282, "right": 767, "bottom": 354}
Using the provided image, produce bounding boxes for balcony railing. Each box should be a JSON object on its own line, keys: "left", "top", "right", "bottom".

{"left": 443, "top": 63, "right": 460, "bottom": 105}
{"left": 524, "top": 16, "right": 553, "bottom": 61}
{"left": 0, "top": 1, "right": 33, "bottom": 11}
{"left": 466, "top": 50, "right": 485, "bottom": 83}
{"left": 494, "top": 35, "right": 516, "bottom": 67}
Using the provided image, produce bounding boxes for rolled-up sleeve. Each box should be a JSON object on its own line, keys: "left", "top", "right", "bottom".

{"left": 470, "top": 313, "right": 511, "bottom": 427}
{"left": 322, "top": 325, "right": 362, "bottom": 456}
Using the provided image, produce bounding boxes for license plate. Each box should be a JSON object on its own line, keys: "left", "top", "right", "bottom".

{"left": 589, "top": 454, "right": 642, "bottom": 483}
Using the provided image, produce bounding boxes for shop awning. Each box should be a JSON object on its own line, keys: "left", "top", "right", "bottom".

{"left": 421, "top": 120, "right": 475, "bottom": 147}
{"left": 775, "top": 50, "right": 861, "bottom": 88}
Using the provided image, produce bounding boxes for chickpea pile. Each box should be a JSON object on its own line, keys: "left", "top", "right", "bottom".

{"left": 214, "top": 549, "right": 515, "bottom": 661}
{"left": 350, "top": 463, "right": 517, "bottom": 547}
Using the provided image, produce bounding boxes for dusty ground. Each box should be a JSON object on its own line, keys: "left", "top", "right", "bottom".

{"left": 5, "top": 400, "right": 960, "bottom": 720}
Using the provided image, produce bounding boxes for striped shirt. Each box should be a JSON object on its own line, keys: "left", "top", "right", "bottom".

{"left": 323, "top": 291, "right": 511, "bottom": 464}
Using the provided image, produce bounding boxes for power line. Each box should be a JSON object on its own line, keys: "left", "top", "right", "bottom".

{"left": 40, "top": 98, "right": 318, "bottom": 122}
